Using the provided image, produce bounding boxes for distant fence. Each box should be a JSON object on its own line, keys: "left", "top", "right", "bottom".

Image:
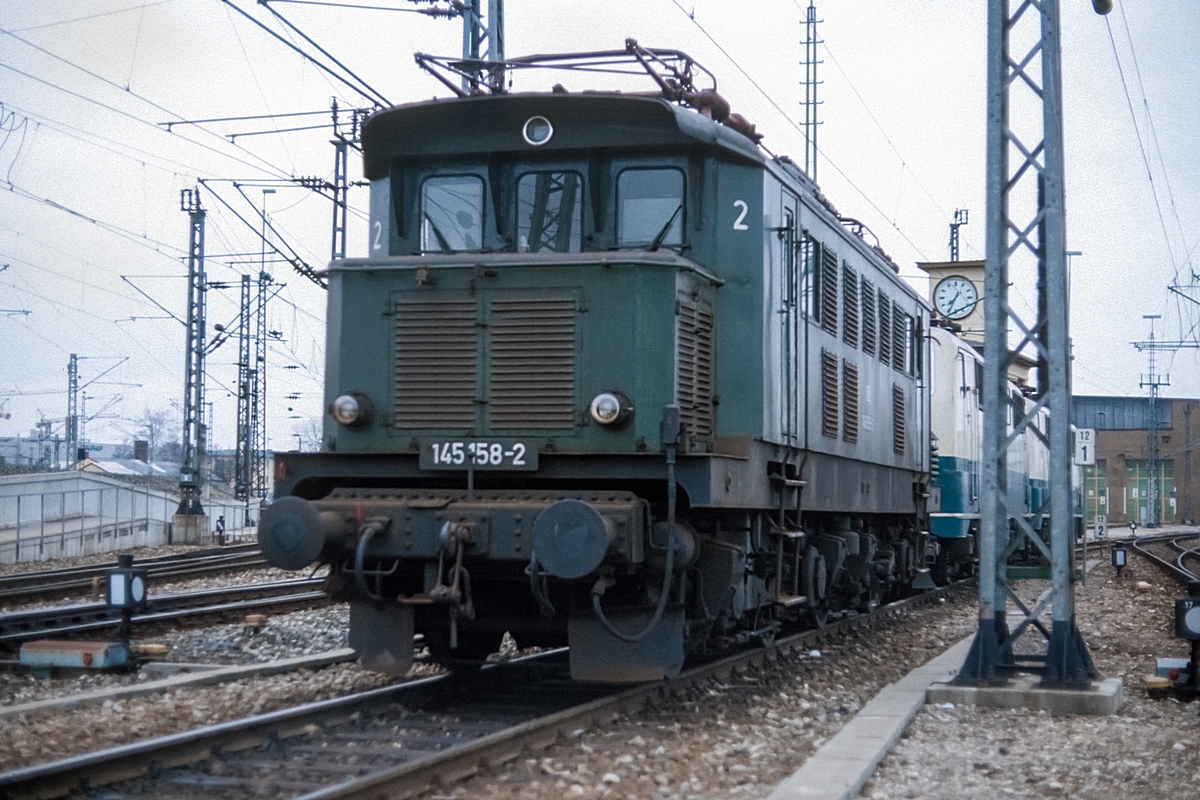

{"left": 0, "top": 473, "right": 254, "bottom": 564}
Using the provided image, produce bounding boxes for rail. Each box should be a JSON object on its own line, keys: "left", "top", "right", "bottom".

{"left": 0, "top": 579, "right": 969, "bottom": 799}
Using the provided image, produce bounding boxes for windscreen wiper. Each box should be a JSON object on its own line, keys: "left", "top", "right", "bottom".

{"left": 424, "top": 213, "right": 455, "bottom": 255}
{"left": 646, "top": 205, "right": 683, "bottom": 252}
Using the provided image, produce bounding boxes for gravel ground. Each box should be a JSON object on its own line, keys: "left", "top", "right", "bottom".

{"left": 1, "top": 542, "right": 1192, "bottom": 799}
{"left": 0, "top": 604, "right": 354, "bottom": 707}
{"left": 447, "top": 589, "right": 981, "bottom": 800}
{"left": 862, "top": 554, "right": 1199, "bottom": 800}
{"left": 0, "top": 544, "right": 207, "bottom": 578}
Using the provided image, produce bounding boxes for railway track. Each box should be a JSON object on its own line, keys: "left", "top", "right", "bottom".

{"left": 0, "top": 544, "right": 266, "bottom": 604}
{"left": 1129, "top": 532, "right": 1200, "bottom": 585}
{"left": 0, "top": 580, "right": 968, "bottom": 800}
{"left": 0, "top": 578, "right": 327, "bottom": 646}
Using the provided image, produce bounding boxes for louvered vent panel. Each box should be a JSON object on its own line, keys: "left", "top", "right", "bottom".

{"left": 489, "top": 298, "right": 577, "bottom": 429}
{"left": 678, "top": 299, "right": 714, "bottom": 441}
{"left": 820, "top": 349, "right": 838, "bottom": 438}
{"left": 893, "top": 384, "right": 906, "bottom": 454}
{"left": 843, "top": 361, "right": 859, "bottom": 444}
{"left": 892, "top": 310, "right": 907, "bottom": 372}
{"left": 878, "top": 293, "right": 892, "bottom": 366}
{"left": 394, "top": 299, "right": 478, "bottom": 428}
{"left": 842, "top": 264, "right": 859, "bottom": 348}
{"left": 820, "top": 247, "right": 838, "bottom": 335}
{"left": 861, "top": 279, "right": 876, "bottom": 355}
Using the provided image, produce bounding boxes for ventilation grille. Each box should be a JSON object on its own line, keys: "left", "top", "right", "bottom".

{"left": 679, "top": 298, "right": 714, "bottom": 441}
{"left": 394, "top": 299, "right": 478, "bottom": 428}
{"left": 842, "top": 264, "right": 859, "bottom": 348}
{"left": 861, "top": 279, "right": 876, "bottom": 356}
{"left": 820, "top": 247, "right": 838, "bottom": 335}
{"left": 893, "top": 384, "right": 906, "bottom": 454}
{"left": 892, "top": 310, "right": 907, "bottom": 372}
{"left": 878, "top": 293, "right": 892, "bottom": 366}
{"left": 821, "top": 349, "right": 838, "bottom": 438}
{"left": 843, "top": 361, "right": 859, "bottom": 444}
{"left": 489, "top": 298, "right": 577, "bottom": 429}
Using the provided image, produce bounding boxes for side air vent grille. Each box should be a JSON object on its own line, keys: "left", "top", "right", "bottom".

{"left": 821, "top": 349, "right": 838, "bottom": 438}
{"left": 820, "top": 247, "right": 838, "bottom": 336}
{"left": 842, "top": 264, "right": 859, "bottom": 348}
{"left": 394, "top": 299, "right": 478, "bottom": 429}
{"left": 893, "top": 384, "right": 906, "bottom": 454}
{"left": 843, "top": 361, "right": 859, "bottom": 444}
{"left": 678, "top": 298, "right": 714, "bottom": 442}
{"left": 878, "top": 292, "right": 892, "bottom": 366}
{"left": 861, "top": 279, "right": 876, "bottom": 356}
{"left": 488, "top": 298, "right": 577, "bottom": 429}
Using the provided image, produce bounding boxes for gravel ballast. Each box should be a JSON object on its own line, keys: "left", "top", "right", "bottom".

{"left": 1, "top": 538, "right": 1195, "bottom": 799}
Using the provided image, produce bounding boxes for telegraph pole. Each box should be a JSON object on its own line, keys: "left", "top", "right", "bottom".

{"left": 176, "top": 188, "right": 207, "bottom": 531}
{"left": 957, "top": 0, "right": 1109, "bottom": 689}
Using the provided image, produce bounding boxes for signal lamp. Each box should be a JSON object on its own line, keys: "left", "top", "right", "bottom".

{"left": 106, "top": 554, "right": 148, "bottom": 609}
{"left": 331, "top": 392, "right": 374, "bottom": 430}
{"left": 590, "top": 391, "right": 633, "bottom": 427}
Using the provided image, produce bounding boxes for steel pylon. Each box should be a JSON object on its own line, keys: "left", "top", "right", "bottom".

{"left": 957, "top": 0, "right": 1096, "bottom": 688}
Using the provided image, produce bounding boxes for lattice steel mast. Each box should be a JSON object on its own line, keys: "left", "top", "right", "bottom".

{"left": 801, "top": 0, "right": 821, "bottom": 182}
{"left": 958, "top": 0, "right": 1109, "bottom": 688}
{"left": 235, "top": 273, "right": 253, "bottom": 501}
{"left": 178, "top": 188, "right": 207, "bottom": 516}
{"left": 1133, "top": 317, "right": 1200, "bottom": 529}
{"left": 461, "top": 0, "right": 504, "bottom": 91}
{"left": 66, "top": 354, "right": 79, "bottom": 466}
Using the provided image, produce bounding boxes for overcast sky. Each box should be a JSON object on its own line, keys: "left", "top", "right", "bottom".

{"left": 0, "top": 0, "right": 1196, "bottom": 453}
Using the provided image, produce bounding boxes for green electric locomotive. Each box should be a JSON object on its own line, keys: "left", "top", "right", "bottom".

{"left": 259, "top": 43, "right": 932, "bottom": 681}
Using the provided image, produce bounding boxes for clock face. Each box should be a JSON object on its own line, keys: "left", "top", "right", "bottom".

{"left": 934, "top": 276, "right": 978, "bottom": 320}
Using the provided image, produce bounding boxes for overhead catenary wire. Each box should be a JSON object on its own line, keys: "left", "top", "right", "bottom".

{"left": 668, "top": 0, "right": 930, "bottom": 262}
{"left": 218, "top": 0, "right": 389, "bottom": 109}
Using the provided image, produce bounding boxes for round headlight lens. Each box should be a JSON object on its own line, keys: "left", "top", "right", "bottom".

{"left": 331, "top": 394, "right": 360, "bottom": 426}
{"left": 522, "top": 116, "right": 554, "bottom": 146}
{"left": 590, "top": 392, "right": 632, "bottom": 426}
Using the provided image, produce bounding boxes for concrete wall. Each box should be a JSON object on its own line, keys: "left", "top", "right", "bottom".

{"left": 0, "top": 472, "right": 253, "bottom": 564}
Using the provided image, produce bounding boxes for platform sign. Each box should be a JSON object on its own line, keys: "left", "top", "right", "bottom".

{"left": 1074, "top": 428, "right": 1096, "bottom": 465}
{"left": 1094, "top": 514, "right": 1107, "bottom": 539}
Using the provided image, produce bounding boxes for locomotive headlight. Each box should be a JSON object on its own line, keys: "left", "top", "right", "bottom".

{"left": 590, "top": 391, "right": 633, "bottom": 427}
{"left": 331, "top": 392, "right": 374, "bottom": 430}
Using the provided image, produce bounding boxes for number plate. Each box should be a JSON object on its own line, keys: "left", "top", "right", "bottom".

{"left": 419, "top": 439, "right": 538, "bottom": 471}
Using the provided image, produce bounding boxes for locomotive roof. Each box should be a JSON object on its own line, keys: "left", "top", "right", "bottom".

{"left": 360, "top": 91, "right": 766, "bottom": 181}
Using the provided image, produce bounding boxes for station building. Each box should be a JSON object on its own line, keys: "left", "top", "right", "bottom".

{"left": 1072, "top": 395, "right": 1200, "bottom": 527}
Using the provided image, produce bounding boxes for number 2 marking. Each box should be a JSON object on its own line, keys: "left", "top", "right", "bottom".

{"left": 373, "top": 220, "right": 383, "bottom": 250}
{"left": 732, "top": 200, "right": 749, "bottom": 230}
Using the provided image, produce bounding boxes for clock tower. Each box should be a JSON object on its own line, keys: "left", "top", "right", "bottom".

{"left": 917, "top": 260, "right": 985, "bottom": 344}
{"left": 918, "top": 259, "right": 1036, "bottom": 388}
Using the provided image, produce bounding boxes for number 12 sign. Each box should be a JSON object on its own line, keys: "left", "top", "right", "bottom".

{"left": 1074, "top": 428, "right": 1096, "bottom": 466}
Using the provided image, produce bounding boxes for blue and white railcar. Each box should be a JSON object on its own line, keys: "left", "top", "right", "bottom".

{"left": 928, "top": 325, "right": 982, "bottom": 544}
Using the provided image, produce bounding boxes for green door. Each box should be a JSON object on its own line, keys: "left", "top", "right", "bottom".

{"left": 1083, "top": 459, "right": 1107, "bottom": 527}
{"left": 1125, "top": 459, "right": 1175, "bottom": 525}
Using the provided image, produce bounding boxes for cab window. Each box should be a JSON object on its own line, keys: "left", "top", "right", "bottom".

{"left": 617, "top": 168, "right": 683, "bottom": 248}
{"left": 517, "top": 171, "right": 582, "bottom": 253}
{"left": 421, "top": 175, "right": 483, "bottom": 252}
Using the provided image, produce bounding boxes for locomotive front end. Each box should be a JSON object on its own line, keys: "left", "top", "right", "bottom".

{"left": 259, "top": 90, "right": 724, "bottom": 681}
